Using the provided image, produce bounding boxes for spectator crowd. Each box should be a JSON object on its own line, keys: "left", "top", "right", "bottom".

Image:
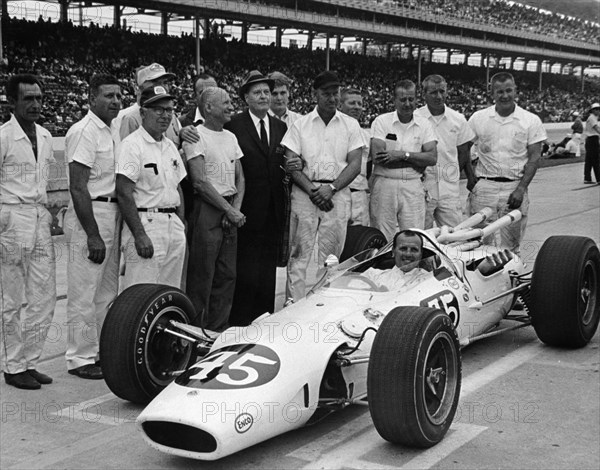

{"left": 1, "top": 16, "right": 599, "bottom": 136}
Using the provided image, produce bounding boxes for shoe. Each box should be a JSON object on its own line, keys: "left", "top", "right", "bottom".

{"left": 27, "top": 370, "right": 53, "bottom": 384}
{"left": 283, "top": 298, "right": 295, "bottom": 308}
{"left": 68, "top": 364, "right": 103, "bottom": 380}
{"left": 584, "top": 180, "right": 595, "bottom": 184}
{"left": 513, "top": 298, "right": 525, "bottom": 311}
{"left": 4, "top": 372, "right": 41, "bottom": 390}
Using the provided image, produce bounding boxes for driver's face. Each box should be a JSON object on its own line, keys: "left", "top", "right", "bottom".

{"left": 394, "top": 234, "right": 423, "bottom": 271}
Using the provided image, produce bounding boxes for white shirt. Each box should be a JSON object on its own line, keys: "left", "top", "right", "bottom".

{"left": 349, "top": 127, "right": 372, "bottom": 191}
{"left": 117, "top": 126, "right": 186, "bottom": 208}
{"left": 415, "top": 105, "right": 475, "bottom": 197}
{"left": 468, "top": 105, "right": 547, "bottom": 180}
{"left": 362, "top": 265, "right": 430, "bottom": 291}
{"left": 182, "top": 125, "right": 243, "bottom": 197}
{"left": 281, "top": 107, "right": 367, "bottom": 182}
{"left": 111, "top": 103, "right": 138, "bottom": 146}
{"left": 249, "top": 110, "right": 270, "bottom": 145}
{"left": 371, "top": 112, "right": 437, "bottom": 180}
{"left": 65, "top": 110, "right": 116, "bottom": 199}
{"left": 0, "top": 114, "right": 54, "bottom": 204}
{"left": 269, "top": 108, "right": 302, "bottom": 127}
{"left": 585, "top": 113, "right": 600, "bottom": 138}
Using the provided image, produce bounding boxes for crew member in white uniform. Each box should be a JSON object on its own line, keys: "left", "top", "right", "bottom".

{"left": 64, "top": 74, "right": 122, "bottom": 380}
{"left": 369, "top": 79, "right": 437, "bottom": 243}
{"left": 340, "top": 87, "right": 371, "bottom": 226}
{"left": 414, "top": 74, "right": 475, "bottom": 229}
{"left": 1, "top": 74, "right": 56, "bottom": 389}
{"left": 468, "top": 72, "right": 546, "bottom": 252}
{"left": 117, "top": 86, "right": 187, "bottom": 290}
{"left": 282, "top": 71, "right": 366, "bottom": 302}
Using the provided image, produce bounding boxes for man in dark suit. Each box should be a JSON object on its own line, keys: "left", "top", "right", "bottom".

{"left": 224, "top": 70, "right": 289, "bottom": 326}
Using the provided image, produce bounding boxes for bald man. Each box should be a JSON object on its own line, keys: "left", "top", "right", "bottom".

{"left": 182, "top": 87, "right": 245, "bottom": 331}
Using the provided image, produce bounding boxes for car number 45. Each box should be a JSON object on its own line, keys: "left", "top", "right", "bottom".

{"left": 177, "top": 344, "right": 282, "bottom": 390}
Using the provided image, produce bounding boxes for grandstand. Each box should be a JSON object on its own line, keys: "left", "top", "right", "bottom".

{"left": 1, "top": 0, "right": 599, "bottom": 136}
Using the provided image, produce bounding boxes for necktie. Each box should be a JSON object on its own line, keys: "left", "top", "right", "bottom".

{"left": 259, "top": 119, "right": 269, "bottom": 148}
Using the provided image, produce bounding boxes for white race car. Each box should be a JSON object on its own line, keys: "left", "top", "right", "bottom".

{"left": 100, "top": 209, "right": 600, "bottom": 461}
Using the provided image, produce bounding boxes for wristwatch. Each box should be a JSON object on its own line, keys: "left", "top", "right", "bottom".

{"left": 403, "top": 151, "right": 410, "bottom": 161}
{"left": 328, "top": 183, "right": 338, "bottom": 194}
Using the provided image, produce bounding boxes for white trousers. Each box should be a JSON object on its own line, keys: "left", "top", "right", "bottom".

{"left": 64, "top": 203, "right": 120, "bottom": 370}
{"left": 424, "top": 181, "right": 463, "bottom": 229}
{"left": 286, "top": 186, "right": 350, "bottom": 301}
{"left": 349, "top": 189, "right": 370, "bottom": 226}
{"left": 467, "top": 178, "right": 529, "bottom": 252}
{"left": 120, "top": 212, "right": 186, "bottom": 291}
{"left": 370, "top": 176, "right": 426, "bottom": 243}
{"left": 0, "top": 204, "right": 56, "bottom": 374}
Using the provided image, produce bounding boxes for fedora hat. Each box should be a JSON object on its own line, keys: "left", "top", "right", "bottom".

{"left": 238, "top": 70, "right": 274, "bottom": 97}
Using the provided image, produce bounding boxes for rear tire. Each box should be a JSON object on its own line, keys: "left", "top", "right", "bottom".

{"left": 368, "top": 307, "right": 461, "bottom": 448}
{"left": 100, "top": 284, "right": 196, "bottom": 404}
{"left": 340, "top": 225, "right": 386, "bottom": 262}
{"left": 530, "top": 236, "right": 600, "bottom": 348}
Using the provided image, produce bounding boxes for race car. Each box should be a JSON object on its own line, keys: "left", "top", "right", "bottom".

{"left": 99, "top": 209, "right": 600, "bottom": 461}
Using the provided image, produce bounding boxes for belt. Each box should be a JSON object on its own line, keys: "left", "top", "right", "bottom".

{"left": 138, "top": 207, "right": 177, "bottom": 213}
{"left": 94, "top": 196, "right": 118, "bottom": 203}
{"left": 312, "top": 179, "right": 334, "bottom": 184}
{"left": 479, "top": 177, "right": 517, "bottom": 183}
{"left": 349, "top": 188, "right": 366, "bottom": 193}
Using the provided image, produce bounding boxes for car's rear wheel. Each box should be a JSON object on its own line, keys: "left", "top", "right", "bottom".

{"left": 530, "top": 236, "right": 600, "bottom": 348}
{"left": 340, "top": 225, "right": 387, "bottom": 262}
{"left": 368, "top": 307, "right": 461, "bottom": 447}
{"left": 100, "top": 284, "right": 197, "bottom": 404}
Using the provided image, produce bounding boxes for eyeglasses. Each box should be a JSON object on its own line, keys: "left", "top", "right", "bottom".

{"left": 146, "top": 106, "right": 175, "bottom": 116}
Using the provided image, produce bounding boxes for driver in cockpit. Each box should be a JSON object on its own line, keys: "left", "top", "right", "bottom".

{"left": 363, "top": 230, "right": 514, "bottom": 291}
{"left": 362, "top": 230, "right": 430, "bottom": 291}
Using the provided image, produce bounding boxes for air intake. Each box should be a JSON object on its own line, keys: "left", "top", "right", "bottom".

{"left": 142, "top": 421, "right": 218, "bottom": 453}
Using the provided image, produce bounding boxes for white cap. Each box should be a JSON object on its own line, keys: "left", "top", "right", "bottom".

{"left": 590, "top": 103, "right": 600, "bottom": 110}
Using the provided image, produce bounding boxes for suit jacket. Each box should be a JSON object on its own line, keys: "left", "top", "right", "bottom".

{"left": 179, "top": 107, "right": 202, "bottom": 128}
{"left": 225, "top": 111, "right": 288, "bottom": 233}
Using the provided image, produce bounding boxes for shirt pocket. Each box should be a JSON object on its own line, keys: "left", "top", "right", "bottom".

{"left": 512, "top": 130, "right": 528, "bottom": 153}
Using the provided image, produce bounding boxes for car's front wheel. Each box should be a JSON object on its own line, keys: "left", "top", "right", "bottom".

{"left": 100, "top": 284, "right": 197, "bottom": 404}
{"left": 368, "top": 307, "right": 461, "bottom": 447}
{"left": 530, "top": 235, "right": 600, "bottom": 348}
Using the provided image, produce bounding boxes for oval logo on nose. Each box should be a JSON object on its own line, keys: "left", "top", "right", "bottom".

{"left": 235, "top": 413, "right": 253, "bottom": 434}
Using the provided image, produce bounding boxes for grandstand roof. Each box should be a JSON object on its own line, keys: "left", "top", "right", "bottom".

{"left": 12, "top": 0, "right": 599, "bottom": 65}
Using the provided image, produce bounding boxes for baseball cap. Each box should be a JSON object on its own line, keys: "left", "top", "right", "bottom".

{"left": 140, "top": 86, "right": 175, "bottom": 107}
{"left": 137, "top": 63, "right": 175, "bottom": 87}
{"left": 572, "top": 111, "right": 580, "bottom": 117}
{"left": 590, "top": 103, "right": 600, "bottom": 111}
{"left": 313, "top": 71, "right": 341, "bottom": 90}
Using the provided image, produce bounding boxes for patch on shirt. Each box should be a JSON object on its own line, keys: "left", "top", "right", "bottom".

{"left": 171, "top": 158, "right": 180, "bottom": 170}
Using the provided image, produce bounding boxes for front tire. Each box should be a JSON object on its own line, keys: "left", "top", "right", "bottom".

{"left": 368, "top": 307, "right": 461, "bottom": 448}
{"left": 530, "top": 236, "right": 600, "bottom": 348}
{"left": 100, "top": 284, "right": 196, "bottom": 404}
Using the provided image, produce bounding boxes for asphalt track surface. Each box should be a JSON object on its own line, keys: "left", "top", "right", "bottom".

{"left": 1, "top": 161, "right": 599, "bottom": 470}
